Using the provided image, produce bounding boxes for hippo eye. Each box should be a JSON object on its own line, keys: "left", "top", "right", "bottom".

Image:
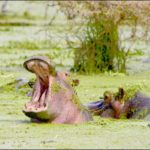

{"left": 65, "top": 72, "right": 69, "bottom": 76}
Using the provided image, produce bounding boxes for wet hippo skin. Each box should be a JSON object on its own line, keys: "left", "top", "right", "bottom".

{"left": 23, "top": 56, "right": 92, "bottom": 124}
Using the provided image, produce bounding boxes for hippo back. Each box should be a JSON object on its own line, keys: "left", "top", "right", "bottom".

{"left": 125, "top": 92, "right": 150, "bottom": 120}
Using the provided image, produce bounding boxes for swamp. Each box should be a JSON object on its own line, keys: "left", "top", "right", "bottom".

{"left": 0, "top": 1, "right": 150, "bottom": 149}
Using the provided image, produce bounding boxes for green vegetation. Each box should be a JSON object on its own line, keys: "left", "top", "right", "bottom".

{"left": 0, "top": 27, "right": 12, "bottom": 32}
{"left": 57, "top": 1, "right": 149, "bottom": 74}
{"left": 0, "top": 1, "right": 150, "bottom": 149}
{"left": 71, "top": 94, "right": 85, "bottom": 110}
{"left": 51, "top": 82, "right": 62, "bottom": 93}
{"left": 128, "top": 48, "right": 145, "bottom": 56}
{"left": 123, "top": 84, "right": 144, "bottom": 101}
{"left": 0, "top": 12, "right": 36, "bottom": 20}
{"left": 73, "top": 13, "right": 119, "bottom": 73}
{"left": 112, "top": 83, "right": 145, "bottom": 102}
{"left": 0, "top": 71, "right": 150, "bottom": 149}
{"left": 0, "top": 40, "right": 54, "bottom": 51}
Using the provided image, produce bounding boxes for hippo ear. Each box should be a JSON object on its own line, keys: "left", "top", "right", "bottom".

{"left": 103, "top": 91, "right": 113, "bottom": 101}
{"left": 118, "top": 87, "right": 125, "bottom": 99}
{"left": 72, "top": 79, "right": 80, "bottom": 86}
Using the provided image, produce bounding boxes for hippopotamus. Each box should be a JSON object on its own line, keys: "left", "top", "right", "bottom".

{"left": 22, "top": 56, "right": 92, "bottom": 124}
{"left": 87, "top": 87, "right": 150, "bottom": 121}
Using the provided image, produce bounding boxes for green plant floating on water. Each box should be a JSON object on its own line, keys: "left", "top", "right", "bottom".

{"left": 71, "top": 94, "right": 87, "bottom": 111}
{"left": 124, "top": 86, "right": 141, "bottom": 101}
{"left": 51, "top": 80, "right": 86, "bottom": 110}
{"left": 51, "top": 82, "right": 62, "bottom": 93}
{"left": 114, "top": 83, "right": 145, "bottom": 102}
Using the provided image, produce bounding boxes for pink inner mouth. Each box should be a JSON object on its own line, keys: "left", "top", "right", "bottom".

{"left": 25, "top": 78, "right": 48, "bottom": 111}
{"left": 24, "top": 60, "right": 51, "bottom": 112}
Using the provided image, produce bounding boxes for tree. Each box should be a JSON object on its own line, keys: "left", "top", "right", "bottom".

{"left": 48, "top": 1, "right": 150, "bottom": 73}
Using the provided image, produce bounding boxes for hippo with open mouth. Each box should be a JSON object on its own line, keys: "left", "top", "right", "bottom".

{"left": 22, "top": 56, "right": 92, "bottom": 124}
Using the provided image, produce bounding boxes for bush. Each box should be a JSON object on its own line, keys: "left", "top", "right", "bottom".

{"left": 72, "top": 13, "right": 120, "bottom": 73}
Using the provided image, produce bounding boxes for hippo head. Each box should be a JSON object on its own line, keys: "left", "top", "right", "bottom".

{"left": 22, "top": 56, "right": 92, "bottom": 123}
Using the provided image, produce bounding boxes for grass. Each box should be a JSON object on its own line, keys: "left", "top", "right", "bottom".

{"left": 0, "top": 40, "right": 56, "bottom": 51}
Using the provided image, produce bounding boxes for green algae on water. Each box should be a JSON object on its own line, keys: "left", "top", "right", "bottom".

{"left": 124, "top": 83, "right": 144, "bottom": 101}
{"left": 71, "top": 94, "right": 87, "bottom": 111}
{"left": 51, "top": 82, "right": 62, "bottom": 93}
{"left": 113, "top": 83, "right": 144, "bottom": 102}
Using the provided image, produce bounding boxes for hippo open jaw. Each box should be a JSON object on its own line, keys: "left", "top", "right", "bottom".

{"left": 22, "top": 56, "right": 56, "bottom": 121}
{"left": 23, "top": 76, "right": 49, "bottom": 113}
